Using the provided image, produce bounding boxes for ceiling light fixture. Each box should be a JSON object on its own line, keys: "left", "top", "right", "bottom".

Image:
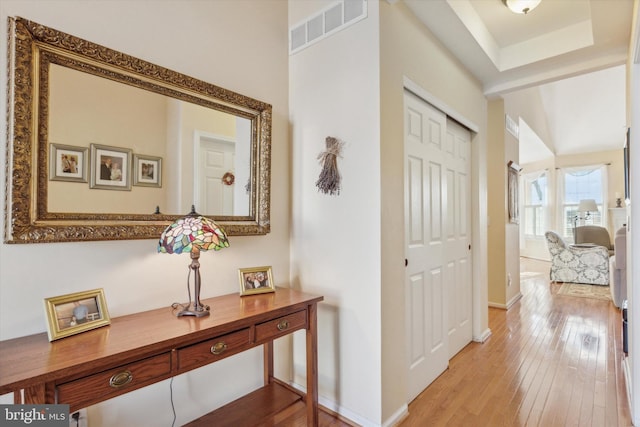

{"left": 502, "top": 0, "right": 541, "bottom": 14}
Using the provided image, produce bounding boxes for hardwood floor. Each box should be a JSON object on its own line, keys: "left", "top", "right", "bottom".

{"left": 399, "top": 258, "right": 632, "bottom": 427}
{"left": 281, "top": 258, "right": 631, "bottom": 426}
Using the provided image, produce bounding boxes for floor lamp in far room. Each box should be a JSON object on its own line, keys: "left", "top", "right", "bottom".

{"left": 573, "top": 199, "right": 598, "bottom": 243}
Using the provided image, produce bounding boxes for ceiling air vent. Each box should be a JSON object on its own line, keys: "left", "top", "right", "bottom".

{"left": 289, "top": 0, "right": 368, "bottom": 55}
{"left": 505, "top": 114, "right": 519, "bottom": 139}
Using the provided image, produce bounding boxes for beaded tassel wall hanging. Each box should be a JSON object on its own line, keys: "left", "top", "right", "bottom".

{"left": 316, "top": 136, "right": 344, "bottom": 196}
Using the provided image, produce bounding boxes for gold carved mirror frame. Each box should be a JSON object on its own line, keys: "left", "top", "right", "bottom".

{"left": 5, "top": 17, "right": 271, "bottom": 243}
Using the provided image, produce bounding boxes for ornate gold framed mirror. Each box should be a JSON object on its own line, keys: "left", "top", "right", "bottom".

{"left": 5, "top": 17, "right": 271, "bottom": 243}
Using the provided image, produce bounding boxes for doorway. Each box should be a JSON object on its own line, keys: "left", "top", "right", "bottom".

{"left": 194, "top": 133, "right": 237, "bottom": 215}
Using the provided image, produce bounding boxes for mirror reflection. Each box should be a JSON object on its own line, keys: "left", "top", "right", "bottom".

{"left": 5, "top": 17, "right": 271, "bottom": 243}
{"left": 48, "top": 65, "right": 251, "bottom": 216}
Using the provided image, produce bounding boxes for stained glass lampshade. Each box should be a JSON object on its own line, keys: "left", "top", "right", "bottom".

{"left": 158, "top": 205, "right": 229, "bottom": 317}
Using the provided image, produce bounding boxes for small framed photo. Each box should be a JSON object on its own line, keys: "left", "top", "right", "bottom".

{"left": 133, "top": 154, "right": 162, "bottom": 187}
{"left": 49, "top": 143, "right": 88, "bottom": 182}
{"left": 90, "top": 143, "right": 132, "bottom": 190}
{"left": 44, "top": 289, "right": 111, "bottom": 341}
{"left": 238, "top": 266, "right": 275, "bottom": 296}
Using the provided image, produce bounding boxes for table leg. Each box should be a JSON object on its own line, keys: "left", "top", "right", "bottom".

{"left": 21, "top": 383, "right": 54, "bottom": 404}
{"left": 306, "top": 303, "right": 319, "bottom": 426}
{"left": 264, "top": 341, "right": 274, "bottom": 385}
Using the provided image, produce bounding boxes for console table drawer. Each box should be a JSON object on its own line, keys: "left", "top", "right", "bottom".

{"left": 57, "top": 353, "right": 171, "bottom": 409}
{"left": 255, "top": 310, "right": 307, "bottom": 343}
{"left": 178, "top": 328, "right": 252, "bottom": 371}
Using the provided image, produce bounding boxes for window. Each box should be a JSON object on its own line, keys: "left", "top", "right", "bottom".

{"left": 523, "top": 172, "right": 547, "bottom": 238}
{"left": 558, "top": 166, "right": 607, "bottom": 239}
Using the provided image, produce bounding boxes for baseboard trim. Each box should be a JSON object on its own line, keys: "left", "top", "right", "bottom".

{"left": 488, "top": 301, "right": 507, "bottom": 309}
{"left": 506, "top": 292, "right": 523, "bottom": 309}
{"left": 488, "top": 292, "right": 523, "bottom": 310}
{"left": 290, "top": 381, "right": 378, "bottom": 426}
{"left": 623, "top": 355, "right": 632, "bottom": 416}
{"left": 382, "top": 404, "right": 409, "bottom": 427}
{"left": 473, "top": 328, "right": 492, "bottom": 343}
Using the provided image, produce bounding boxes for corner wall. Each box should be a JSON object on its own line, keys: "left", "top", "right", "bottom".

{"left": 627, "top": 1, "right": 640, "bottom": 423}
{"left": 504, "top": 86, "right": 553, "bottom": 264}
{"left": 487, "top": 99, "right": 508, "bottom": 306}
{"left": 289, "top": 1, "right": 382, "bottom": 425}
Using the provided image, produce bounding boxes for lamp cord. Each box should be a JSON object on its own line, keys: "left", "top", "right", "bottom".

{"left": 170, "top": 376, "right": 176, "bottom": 427}
{"left": 168, "top": 269, "right": 190, "bottom": 424}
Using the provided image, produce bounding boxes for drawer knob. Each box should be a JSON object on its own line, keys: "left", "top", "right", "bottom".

{"left": 210, "top": 342, "right": 227, "bottom": 355}
{"left": 277, "top": 320, "right": 290, "bottom": 331}
{"left": 109, "top": 370, "right": 133, "bottom": 388}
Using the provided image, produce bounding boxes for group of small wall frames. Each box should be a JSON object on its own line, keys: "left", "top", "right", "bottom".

{"left": 49, "top": 143, "right": 162, "bottom": 190}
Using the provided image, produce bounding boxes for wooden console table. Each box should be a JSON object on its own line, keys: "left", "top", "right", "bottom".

{"left": 0, "top": 288, "right": 323, "bottom": 426}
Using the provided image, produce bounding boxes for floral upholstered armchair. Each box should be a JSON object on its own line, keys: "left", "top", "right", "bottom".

{"left": 544, "top": 230, "right": 610, "bottom": 285}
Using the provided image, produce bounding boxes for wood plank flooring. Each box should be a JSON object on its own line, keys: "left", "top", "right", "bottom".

{"left": 399, "top": 258, "right": 632, "bottom": 427}
{"left": 279, "top": 258, "right": 631, "bottom": 426}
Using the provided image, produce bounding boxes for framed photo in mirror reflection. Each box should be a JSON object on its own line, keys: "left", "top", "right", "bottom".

{"left": 90, "top": 144, "right": 132, "bottom": 190}
{"left": 49, "top": 143, "right": 88, "bottom": 183}
{"left": 133, "top": 154, "right": 162, "bottom": 188}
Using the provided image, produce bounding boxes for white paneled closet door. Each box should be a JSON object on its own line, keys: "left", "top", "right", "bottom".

{"left": 444, "top": 118, "right": 472, "bottom": 359}
{"left": 404, "top": 91, "right": 472, "bottom": 402}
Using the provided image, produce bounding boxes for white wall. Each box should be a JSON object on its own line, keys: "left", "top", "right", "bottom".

{"left": 504, "top": 129, "right": 521, "bottom": 307}
{"left": 289, "top": 2, "right": 382, "bottom": 425}
{"left": 0, "top": 1, "right": 290, "bottom": 426}
{"left": 629, "top": 1, "right": 640, "bottom": 423}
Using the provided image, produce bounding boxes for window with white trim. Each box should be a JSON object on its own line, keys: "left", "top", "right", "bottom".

{"left": 557, "top": 165, "right": 607, "bottom": 240}
{"left": 522, "top": 171, "right": 547, "bottom": 238}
